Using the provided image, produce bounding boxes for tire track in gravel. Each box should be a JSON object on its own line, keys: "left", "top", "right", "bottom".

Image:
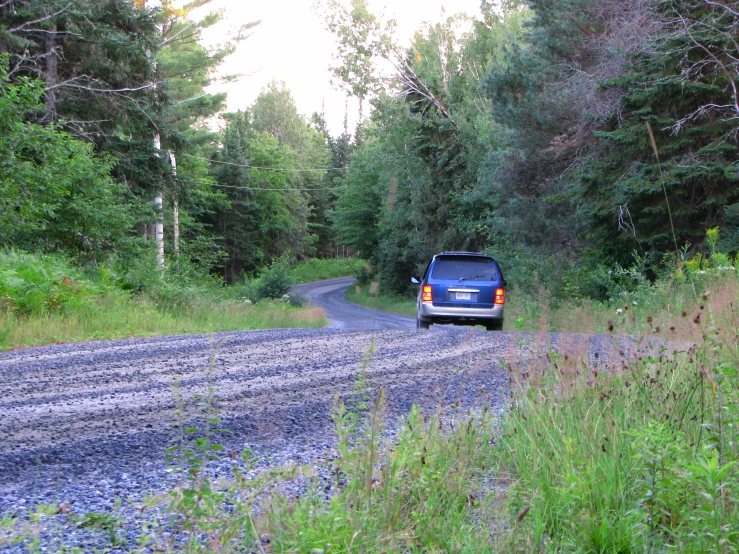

{"left": 0, "top": 328, "right": 515, "bottom": 490}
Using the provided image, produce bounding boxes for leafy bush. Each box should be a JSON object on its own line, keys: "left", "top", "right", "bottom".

{"left": 252, "top": 255, "right": 294, "bottom": 301}
{"left": 0, "top": 250, "right": 120, "bottom": 315}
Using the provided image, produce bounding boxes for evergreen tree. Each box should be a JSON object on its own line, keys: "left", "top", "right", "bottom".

{"left": 572, "top": 0, "right": 739, "bottom": 264}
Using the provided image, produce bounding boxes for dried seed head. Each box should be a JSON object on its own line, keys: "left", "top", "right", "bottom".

{"left": 647, "top": 315, "right": 653, "bottom": 323}
{"left": 682, "top": 310, "right": 688, "bottom": 317}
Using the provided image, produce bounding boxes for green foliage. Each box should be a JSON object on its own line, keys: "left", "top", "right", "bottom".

{"left": 210, "top": 102, "right": 329, "bottom": 281}
{"left": 0, "top": 250, "right": 327, "bottom": 350}
{"left": 317, "top": 0, "right": 396, "bottom": 111}
{"left": 0, "top": 250, "right": 120, "bottom": 315}
{"left": 251, "top": 254, "right": 294, "bottom": 301}
{"left": 0, "top": 60, "right": 136, "bottom": 260}
{"left": 289, "top": 257, "right": 367, "bottom": 284}
{"left": 332, "top": 8, "right": 524, "bottom": 294}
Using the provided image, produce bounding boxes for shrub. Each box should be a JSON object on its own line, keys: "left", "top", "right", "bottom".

{"left": 0, "top": 249, "right": 118, "bottom": 315}
{"left": 252, "top": 255, "right": 294, "bottom": 301}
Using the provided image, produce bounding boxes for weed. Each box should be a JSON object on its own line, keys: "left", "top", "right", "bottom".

{"left": 29, "top": 503, "right": 59, "bottom": 523}
{"left": 163, "top": 342, "right": 270, "bottom": 553}
{"left": 74, "top": 511, "right": 124, "bottom": 547}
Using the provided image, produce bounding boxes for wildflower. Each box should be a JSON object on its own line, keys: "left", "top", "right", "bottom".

{"left": 633, "top": 301, "right": 638, "bottom": 306}
{"left": 616, "top": 308, "right": 623, "bottom": 315}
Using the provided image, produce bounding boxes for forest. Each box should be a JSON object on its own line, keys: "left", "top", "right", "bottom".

{"left": 1, "top": 0, "right": 738, "bottom": 303}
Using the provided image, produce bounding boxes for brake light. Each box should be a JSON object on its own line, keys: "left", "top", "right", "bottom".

{"left": 422, "top": 285, "right": 432, "bottom": 302}
{"left": 494, "top": 288, "right": 505, "bottom": 305}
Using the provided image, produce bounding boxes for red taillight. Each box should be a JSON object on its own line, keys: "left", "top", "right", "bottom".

{"left": 494, "top": 288, "right": 505, "bottom": 305}
{"left": 422, "top": 285, "right": 433, "bottom": 302}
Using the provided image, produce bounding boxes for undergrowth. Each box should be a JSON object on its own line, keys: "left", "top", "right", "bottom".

{"left": 0, "top": 250, "right": 329, "bottom": 350}
{"left": 289, "top": 257, "right": 367, "bottom": 284}
{"left": 345, "top": 283, "right": 417, "bottom": 318}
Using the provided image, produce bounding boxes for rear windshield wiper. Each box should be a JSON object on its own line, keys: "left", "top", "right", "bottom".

{"left": 459, "top": 275, "right": 487, "bottom": 281}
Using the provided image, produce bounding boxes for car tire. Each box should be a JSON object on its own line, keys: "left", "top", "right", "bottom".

{"left": 485, "top": 320, "right": 503, "bottom": 332}
{"left": 417, "top": 317, "right": 430, "bottom": 330}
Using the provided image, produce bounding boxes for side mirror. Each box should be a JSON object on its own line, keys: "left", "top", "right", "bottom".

{"left": 411, "top": 277, "right": 420, "bottom": 285}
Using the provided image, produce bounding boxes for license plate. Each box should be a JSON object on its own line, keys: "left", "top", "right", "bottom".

{"left": 455, "top": 292, "right": 471, "bottom": 301}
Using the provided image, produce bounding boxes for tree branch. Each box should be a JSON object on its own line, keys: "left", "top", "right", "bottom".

{"left": 704, "top": 0, "right": 739, "bottom": 18}
{"left": 566, "top": 14, "right": 598, "bottom": 37}
{"left": 45, "top": 75, "right": 158, "bottom": 94}
{"left": 7, "top": 3, "right": 73, "bottom": 33}
{"left": 677, "top": 11, "right": 739, "bottom": 118}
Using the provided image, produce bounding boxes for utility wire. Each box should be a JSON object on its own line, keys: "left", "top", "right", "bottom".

{"left": 182, "top": 153, "right": 348, "bottom": 172}
{"left": 211, "top": 184, "right": 340, "bottom": 191}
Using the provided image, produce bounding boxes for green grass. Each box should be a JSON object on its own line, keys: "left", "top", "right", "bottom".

{"left": 345, "top": 284, "right": 417, "bottom": 318}
{"left": 491, "top": 277, "right": 739, "bottom": 552}
{"left": 290, "top": 257, "right": 367, "bottom": 284}
{"left": 0, "top": 250, "right": 329, "bottom": 351}
{"left": 0, "top": 296, "right": 326, "bottom": 350}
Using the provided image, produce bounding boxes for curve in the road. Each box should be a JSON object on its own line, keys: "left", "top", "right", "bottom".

{"left": 292, "top": 276, "right": 415, "bottom": 330}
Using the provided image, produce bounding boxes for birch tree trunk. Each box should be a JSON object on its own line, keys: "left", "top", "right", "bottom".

{"left": 168, "top": 150, "right": 179, "bottom": 257}
{"left": 43, "top": 22, "right": 58, "bottom": 122}
{"left": 153, "top": 134, "right": 164, "bottom": 269}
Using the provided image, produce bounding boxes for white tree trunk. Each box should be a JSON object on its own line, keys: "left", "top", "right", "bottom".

{"left": 168, "top": 150, "right": 179, "bottom": 257}
{"left": 153, "top": 134, "right": 164, "bottom": 269}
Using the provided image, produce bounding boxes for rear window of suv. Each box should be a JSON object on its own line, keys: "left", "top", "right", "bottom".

{"left": 430, "top": 256, "right": 498, "bottom": 281}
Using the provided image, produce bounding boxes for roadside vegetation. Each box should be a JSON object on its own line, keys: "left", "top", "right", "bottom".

{"left": 290, "top": 257, "right": 367, "bottom": 284}
{"left": 345, "top": 282, "right": 417, "bottom": 318}
{"left": 0, "top": 252, "right": 362, "bottom": 351}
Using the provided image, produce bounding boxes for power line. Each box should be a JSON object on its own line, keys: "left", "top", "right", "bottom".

{"left": 182, "top": 153, "right": 348, "bottom": 172}
{"left": 211, "top": 184, "right": 340, "bottom": 192}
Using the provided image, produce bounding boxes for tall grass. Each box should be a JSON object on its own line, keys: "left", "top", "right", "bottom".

{"left": 493, "top": 273, "right": 739, "bottom": 552}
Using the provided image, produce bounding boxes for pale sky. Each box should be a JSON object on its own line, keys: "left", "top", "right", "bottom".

{"left": 195, "top": 0, "right": 482, "bottom": 135}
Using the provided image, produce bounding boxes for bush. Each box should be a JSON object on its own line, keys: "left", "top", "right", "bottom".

{"left": 0, "top": 249, "right": 119, "bottom": 315}
{"left": 252, "top": 255, "right": 294, "bottom": 301}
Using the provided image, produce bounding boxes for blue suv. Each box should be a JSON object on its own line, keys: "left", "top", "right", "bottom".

{"left": 411, "top": 252, "right": 506, "bottom": 331}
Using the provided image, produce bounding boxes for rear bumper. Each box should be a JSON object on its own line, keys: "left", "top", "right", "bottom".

{"left": 418, "top": 302, "right": 504, "bottom": 321}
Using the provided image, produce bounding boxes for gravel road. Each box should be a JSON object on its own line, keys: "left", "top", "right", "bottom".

{"left": 0, "top": 279, "right": 643, "bottom": 551}
{"left": 292, "top": 276, "right": 415, "bottom": 330}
